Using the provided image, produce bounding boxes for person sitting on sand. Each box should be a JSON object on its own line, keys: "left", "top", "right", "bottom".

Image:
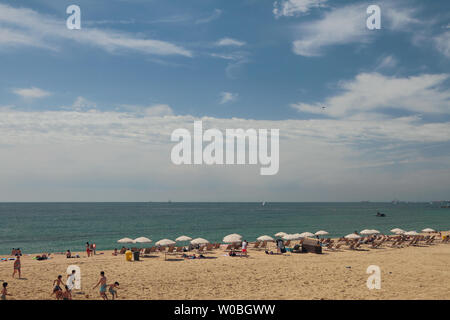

{"left": 108, "top": 282, "right": 119, "bottom": 300}
{"left": 62, "top": 285, "right": 72, "bottom": 300}
{"left": 112, "top": 248, "right": 118, "bottom": 256}
{"left": 93, "top": 271, "right": 108, "bottom": 300}
{"left": 12, "top": 255, "right": 21, "bottom": 278}
{"left": 1, "top": 282, "right": 11, "bottom": 300}
{"left": 66, "top": 250, "right": 72, "bottom": 258}
{"left": 52, "top": 275, "right": 64, "bottom": 299}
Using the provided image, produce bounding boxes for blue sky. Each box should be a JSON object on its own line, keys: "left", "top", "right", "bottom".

{"left": 0, "top": 0, "right": 449, "bottom": 201}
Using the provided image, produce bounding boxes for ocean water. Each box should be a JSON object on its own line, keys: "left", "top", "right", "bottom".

{"left": 0, "top": 202, "right": 449, "bottom": 255}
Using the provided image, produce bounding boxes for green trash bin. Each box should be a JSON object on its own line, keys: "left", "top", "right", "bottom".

{"left": 133, "top": 250, "right": 140, "bottom": 261}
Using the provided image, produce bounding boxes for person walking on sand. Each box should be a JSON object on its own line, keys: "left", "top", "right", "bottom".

{"left": 1, "top": 282, "right": 11, "bottom": 300}
{"left": 92, "top": 242, "right": 97, "bottom": 255}
{"left": 12, "top": 255, "right": 21, "bottom": 278}
{"left": 62, "top": 285, "right": 72, "bottom": 300}
{"left": 86, "top": 242, "right": 91, "bottom": 257}
{"left": 51, "top": 275, "right": 64, "bottom": 299}
{"left": 93, "top": 271, "right": 108, "bottom": 300}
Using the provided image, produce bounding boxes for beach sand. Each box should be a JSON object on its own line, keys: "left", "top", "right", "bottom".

{"left": 1, "top": 233, "right": 449, "bottom": 300}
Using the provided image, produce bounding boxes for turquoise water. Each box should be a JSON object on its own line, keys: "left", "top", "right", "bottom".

{"left": 0, "top": 202, "right": 449, "bottom": 255}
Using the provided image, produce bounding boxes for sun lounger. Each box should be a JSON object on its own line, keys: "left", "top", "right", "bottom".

{"left": 213, "top": 243, "right": 221, "bottom": 249}
{"left": 253, "top": 242, "right": 260, "bottom": 249}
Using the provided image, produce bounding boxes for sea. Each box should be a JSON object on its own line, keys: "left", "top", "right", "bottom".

{"left": 0, "top": 202, "right": 449, "bottom": 255}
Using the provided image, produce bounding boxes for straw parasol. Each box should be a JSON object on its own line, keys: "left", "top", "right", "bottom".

{"left": 117, "top": 238, "right": 135, "bottom": 244}
{"left": 391, "top": 228, "right": 405, "bottom": 234}
{"left": 360, "top": 229, "right": 376, "bottom": 235}
{"left": 274, "top": 232, "right": 287, "bottom": 237}
{"left": 134, "top": 237, "right": 152, "bottom": 243}
{"left": 345, "top": 234, "right": 361, "bottom": 239}
{"left": 315, "top": 230, "right": 329, "bottom": 236}
{"left": 257, "top": 235, "right": 274, "bottom": 241}
{"left": 190, "top": 238, "right": 209, "bottom": 245}
{"left": 404, "top": 231, "right": 419, "bottom": 236}
{"left": 175, "top": 236, "right": 192, "bottom": 242}
{"left": 155, "top": 239, "right": 176, "bottom": 246}
{"left": 422, "top": 228, "right": 435, "bottom": 233}
{"left": 299, "top": 232, "right": 315, "bottom": 238}
{"left": 371, "top": 229, "right": 380, "bottom": 234}
{"left": 223, "top": 234, "right": 242, "bottom": 243}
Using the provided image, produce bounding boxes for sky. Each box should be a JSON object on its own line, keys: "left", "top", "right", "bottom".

{"left": 0, "top": 0, "right": 449, "bottom": 201}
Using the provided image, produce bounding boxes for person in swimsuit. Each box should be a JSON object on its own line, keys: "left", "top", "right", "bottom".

{"left": 12, "top": 255, "right": 21, "bottom": 278}
{"left": 93, "top": 271, "right": 108, "bottom": 300}
{"left": 1, "top": 282, "right": 11, "bottom": 300}
{"left": 51, "top": 275, "right": 64, "bottom": 299}
{"left": 242, "top": 240, "right": 248, "bottom": 256}
{"left": 108, "top": 282, "right": 119, "bottom": 300}
{"left": 62, "top": 285, "right": 72, "bottom": 300}
{"left": 86, "top": 242, "right": 91, "bottom": 257}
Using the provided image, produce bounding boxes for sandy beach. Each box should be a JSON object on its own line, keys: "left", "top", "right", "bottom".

{"left": 1, "top": 232, "right": 449, "bottom": 300}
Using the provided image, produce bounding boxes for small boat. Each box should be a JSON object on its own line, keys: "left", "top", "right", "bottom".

{"left": 262, "top": 201, "right": 266, "bottom": 206}
{"left": 375, "top": 211, "right": 386, "bottom": 217}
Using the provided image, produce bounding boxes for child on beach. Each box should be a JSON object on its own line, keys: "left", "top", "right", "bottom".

{"left": 108, "top": 282, "right": 119, "bottom": 300}
{"left": 67, "top": 270, "right": 76, "bottom": 292}
{"left": 12, "top": 255, "right": 21, "bottom": 278}
{"left": 1, "top": 282, "right": 11, "bottom": 300}
{"left": 51, "top": 275, "right": 64, "bottom": 299}
{"left": 62, "top": 285, "right": 72, "bottom": 300}
{"left": 93, "top": 271, "right": 108, "bottom": 300}
{"left": 86, "top": 242, "right": 91, "bottom": 257}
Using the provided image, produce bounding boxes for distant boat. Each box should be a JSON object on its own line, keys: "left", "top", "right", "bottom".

{"left": 262, "top": 201, "right": 266, "bottom": 206}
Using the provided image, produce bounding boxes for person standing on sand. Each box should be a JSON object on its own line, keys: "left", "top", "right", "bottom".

{"left": 12, "top": 255, "right": 21, "bottom": 278}
{"left": 242, "top": 240, "right": 248, "bottom": 256}
{"left": 67, "top": 270, "right": 76, "bottom": 293}
{"left": 93, "top": 271, "right": 108, "bottom": 300}
{"left": 92, "top": 243, "right": 97, "bottom": 255}
{"left": 86, "top": 242, "right": 91, "bottom": 257}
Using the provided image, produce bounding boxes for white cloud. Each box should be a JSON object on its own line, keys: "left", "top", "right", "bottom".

{"left": 0, "top": 3, "right": 192, "bottom": 57}
{"left": 434, "top": 31, "right": 450, "bottom": 58}
{"left": 219, "top": 92, "right": 238, "bottom": 104}
{"left": 216, "top": 38, "right": 246, "bottom": 47}
{"left": 210, "top": 51, "right": 250, "bottom": 79}
{"left": 291, "top": 2, "right": 422, "bottom": 57}
{"left": 195, "top": 9, "right": 222, "bottom": 24}
{"left": 291, "top": 73, "right": 450, "bottom": 118}
{"left": 273, "top": 0, "right": 327, "bottom": 18}
{"left": 13, "top": 87, "right": 51, "bottom": 99}
{"left": 0, "top": 107, "right": 449, "bottom": 201}
{"left": 120, "top": 104, "right": 174, "bottom": 116}
{"left": 376, "top": 55, "right": 398, "bottom": 70}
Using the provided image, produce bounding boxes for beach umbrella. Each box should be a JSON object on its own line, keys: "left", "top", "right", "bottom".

{"left": 222, "top": 234, "right": 242, "bottom": 243}
{"left": 117, "top": 238, "right": 135, "bottom": 244}
{"left": 134, "top": 237, "right": 152, "bottom": 243}
{"left": 155, "top": 239, "right": 176, "bottom": 246}
{"left": 274, "top": 232, "right": 287, "bottom": 237}
{"left": 345, "top": 234, "right": 361, "bottom": 239}
{"left": 404, "top": 231, "right": 419, "bottom": 236}
{"left": 371, "top": 230, "right": 380, "bottom": 234}
{"left": 175, "top": 236, "right": 192, "bottom": 242}
{"left": 315, "top": 230, "right": 329, "bottom": 236}
{"left": 391, "top": 228, "right": 405, "bottom": 234}
{"left": 422, "top": 228, "right": 435, "bottom": 233}
{"left": 299, "top": 232, "right": 315, "bottom": 238}
{"left": 257, "top": 235, "right": 274, "bottom": 241}
{"left": 282, "top": 234, "right": 301, "bottom": 240}
{"left": 190, "top": 238, "right": 209, "bottom": 245}
{"left": 360, "top": 229, "right": 376, "bottom": 235}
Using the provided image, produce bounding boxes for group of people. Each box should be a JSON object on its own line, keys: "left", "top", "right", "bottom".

{"left": 85, "top": 242, "right": 97, "bottom": 257}
{"left": 51, "top": 270, "right": 120, "bottom": 300}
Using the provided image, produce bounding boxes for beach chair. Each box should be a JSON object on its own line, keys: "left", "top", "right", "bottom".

{"left": 260, "top": 241, "right": 267, "bottom": 249}
{"left": 253, "top": 242, "right": 260, "bottom": 249}
{"left": 167, "top": 246, "right": 175, "bottom": 254}
{"left": 175, "top": 246, "right": 184, "bottom": 253}
{"left": 213, "top": 243, "right": 221, "bottom": 249}
{"left": 142, "top": 247, "right": 151, "bottom": 256}
{"left": 334, "top": 243, "right": 342, "bottom": 250}
{"left": 206, "top": 243, "right": 214, "bottom": 251}
{"left": 148, "top": 247, "right": 157, "bottom": 254}
{"left": 223, "top": 244, "right": 232, "bottom": 251}
{"left": 284, "top": 240, "right": 291, "bottom": 247}
{"left": 197, "top": 246, "right": 205, "bottom": 253}
{"left": 325, "top": 242, "right": 334, "bottom": 251}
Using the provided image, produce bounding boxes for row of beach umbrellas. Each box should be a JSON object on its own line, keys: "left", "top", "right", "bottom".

{"left": 118, "top": 227, "right": 437, "bottom": 245}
